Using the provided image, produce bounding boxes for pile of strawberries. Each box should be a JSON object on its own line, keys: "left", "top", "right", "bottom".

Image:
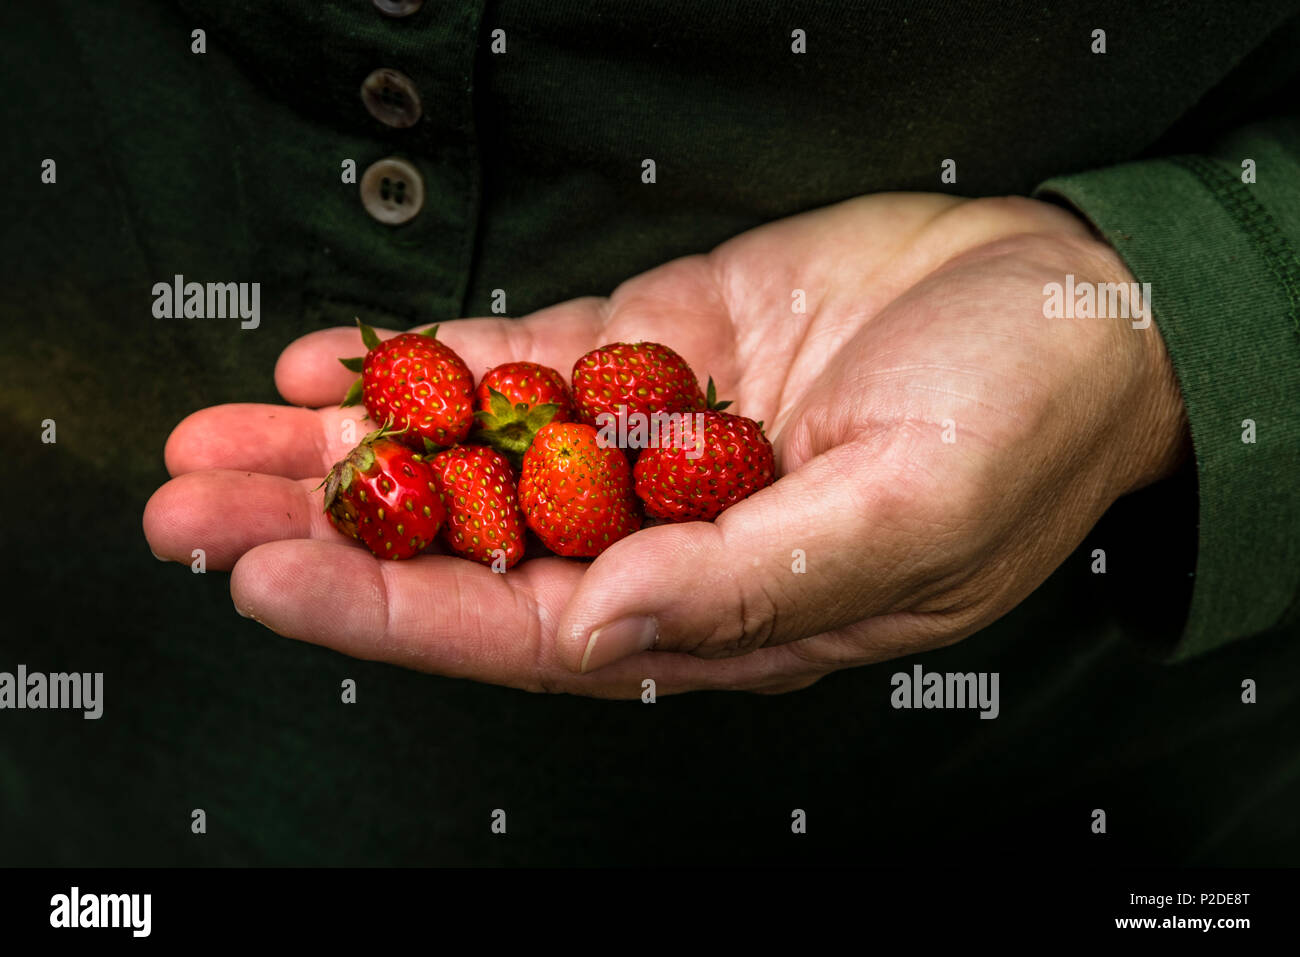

{"left": 321, "top": 321, "right": 775, "bottom": 568}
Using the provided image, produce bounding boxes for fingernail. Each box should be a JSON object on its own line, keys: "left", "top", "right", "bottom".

{"left": 581, "top": 616, "right": 658, "bottom": 674}
{"left": 235, "top": 604, "right": 258, "bottom": 622}
{"left": 150, "top": 549, "right": 167, "bottom": 562}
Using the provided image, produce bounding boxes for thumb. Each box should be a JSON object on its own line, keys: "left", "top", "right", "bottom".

{"left": 556, "top": 444, "right": 898, "bottom": 673}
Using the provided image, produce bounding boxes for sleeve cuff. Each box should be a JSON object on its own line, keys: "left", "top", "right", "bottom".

{"left": 1033, "top": 121, "right": 1300, "bottom": 659}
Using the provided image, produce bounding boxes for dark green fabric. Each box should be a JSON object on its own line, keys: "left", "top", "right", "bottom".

{"left": 2, "top": 0, "right": 1299, "bottom": 865}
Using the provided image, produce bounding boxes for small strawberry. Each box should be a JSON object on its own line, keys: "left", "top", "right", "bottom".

{"left": 429, "top": 445, "right": 526, "bottom": 569}
{"left": 571, "top": 341, "right": 706, "bottom": 426}
{"left": 518, "top": 422, "right": 641, "bottom": 557}
{"left": 633, "top": 411, "right": 775, "bottom": 522}
{"left": 340, "top": 320, "right": 475, "bottom": 450}
{"left": 472, "top": 361, "right": 575, "bottom": 461}
{"left": 322, "top": 429, "right": 446, "bottom": 560}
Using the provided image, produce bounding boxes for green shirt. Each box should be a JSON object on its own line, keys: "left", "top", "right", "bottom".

{"left": 1, "top": 0, "right": 1297, "bottom": 864}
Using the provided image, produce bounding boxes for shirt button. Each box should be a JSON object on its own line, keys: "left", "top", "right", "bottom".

{"left": 360, "top": 68, "right": 422, "bottom": 128}
{"left": 372, "top": 0, "right": 423, "bottom": 16}
{"left": 360, "top": 158, "right": 425, "bottom": 225}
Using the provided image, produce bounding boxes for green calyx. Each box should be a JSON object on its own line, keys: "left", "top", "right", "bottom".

{"left": 472, "top": 387, "right": 560, "bottom": 464}
{"left": 358, "top": 318, "right": 381, "bottom": 350}
{"left": 357, "top": 417, "right": 413, "bottom": 451}
{"left": 318, "top": 419, "right": 407, "bottom": 511}
{"left": 338, "top": 318, "right": 379, "bottom": 408}
{"left": 321, "top": 461, "right": 353, "bottom": 511}
{"left": 340, "top": 377, "right": 364, "bottom": 408}
{"left": 705, "top": 376, "right": 732, "bottom": 411}
{"left": 339, "top": 319, "right": 441, "bottom": 408}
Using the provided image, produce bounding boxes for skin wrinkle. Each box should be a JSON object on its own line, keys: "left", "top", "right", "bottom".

{"left": 362, "top": 559, "right": 395, "bottom": 657}
{"left": 648, "top": 268, "right": 741, "bottom": 381}
{"left": 898, "top": 379, "right": 1029, "bottom": 429}
{"left": 428, "top": 566, "right": 483, "bottom": 653}
{"left": 706, "top": 243, "right": 814, "bottom": 429}
{"left": 794, "top": 445, "right": 934, "bottom": 625}
{"left": 792, "top": 612, "right": 949, "bottom": 669}
{"left": 863, "top": 452, "right": 1003, "bottom": 587}
{"left": 312, "top": 410, "right": 333, "bottom": 477}
{"left": 762, "top": 307, "right": 836, "bottom": 436}
{"left": 740, "top": 553, "right": 786, "bottom": 655}
{"left": 760, "top": 637, "right": 833, "bottom": 679}
{"left": 681, "top": 522, "right": 743, "bottom": 657}
{"left": 521, "top": 298, "right": 600, "bottom": 364}
{"left": 768, "top": 305, "right": 878, "bottom": 434}
{"left": 958, "top": 467, "right": 1105, "bottom": 618}
{"left": 592, "top": 289, "right": 617, "bottom": 337}
{"left": 490, "top": 570, "right": 560, "bottom": 694}
{"left": 864, "top": 197, "right": 970, "bottom": 289}
{"left": 710, "top": 571, "right": 758, "bottom": 658}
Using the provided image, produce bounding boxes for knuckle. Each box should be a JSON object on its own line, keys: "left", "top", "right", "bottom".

{"left": 524, "top": 603, "right": 568, "bottom": 695}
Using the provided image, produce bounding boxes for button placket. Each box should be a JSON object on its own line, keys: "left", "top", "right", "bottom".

{"left": 352, "top": 0, "right": 482, "bottom": 310}
{"left": 360, "top": 11, "right": 425, "bottom": 226}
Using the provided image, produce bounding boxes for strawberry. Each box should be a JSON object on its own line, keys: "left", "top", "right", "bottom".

{"left": 518, "top": 422, "right": 641, "bottom": 557}
{"left": 633, "top": 411, "right": 775, "bottom": 522}
{"left": 340, "top": 320, "right": 475, "bottom": 450}
{"left": 429, "top": 445, "right": 526, "bottom": 569}
{"left": 476, "top": 362, "right": 576, "bottom": 421}
{"left": 322, "top": 430, "right": 446, "bottom": 560}
{"left": 472, "top": 361, "right": 575, "bottom": 461}
{"left": 571, "top": 341, "right": 706, "bottom": 426}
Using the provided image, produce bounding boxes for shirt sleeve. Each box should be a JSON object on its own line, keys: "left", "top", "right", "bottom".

{"left": 1033, "top": 116, "right": 1300, "bottom": 660}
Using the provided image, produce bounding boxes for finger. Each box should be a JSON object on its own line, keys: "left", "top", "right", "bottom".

{"left": 273, "top": 302, "right": 608, "bottom": 409}
{"left": 229, "top": 539, "right": 832, "bottom": 697}
{"left": 163, "top": 403, "right": 367, "bottom": 479}
{"left": 144, "top": 469, "right": 359, "bottom": 569}
{"left": 555, "top": 439, "right": 934, "bottom": 674}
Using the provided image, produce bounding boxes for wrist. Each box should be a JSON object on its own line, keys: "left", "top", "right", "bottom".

{"left": 1101, "top": 246, "right": 1192, "bottom": 495}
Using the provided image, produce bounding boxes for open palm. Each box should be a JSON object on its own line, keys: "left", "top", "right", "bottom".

{"left": 144, "top": 193, "right": 1188, "bottom": 697}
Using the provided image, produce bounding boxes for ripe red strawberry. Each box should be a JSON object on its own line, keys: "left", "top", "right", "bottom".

{"left": 322, "top": 431, "right": 446, "bottom": 560}
{"left": 571, "top": 341, "right": 706, "bottom": 426}
{"left": 476, "top": 362, "right": 576, "bottom": 421}
{"left": 340, "top": 320, "right": 475, "bottom": 450}
{"left": 518, "top": 422, "right": 641, "bottom": 557}
{"left": 429, "top": 445, "right": 526, "bottom": 569}
{"left": 633, "top": 411, "right": 775, "bottom": 522}
{"left": 472, "top": 361, "right": 575, "bottom": 460}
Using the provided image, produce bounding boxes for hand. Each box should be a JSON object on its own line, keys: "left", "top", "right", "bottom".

{"left": 143, "top": 193, "right": 1189, "bottom": 697}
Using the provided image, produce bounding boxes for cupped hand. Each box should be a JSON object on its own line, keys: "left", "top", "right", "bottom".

{"left": 143, "top": 193, "right": 1189, "bottom": 697}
